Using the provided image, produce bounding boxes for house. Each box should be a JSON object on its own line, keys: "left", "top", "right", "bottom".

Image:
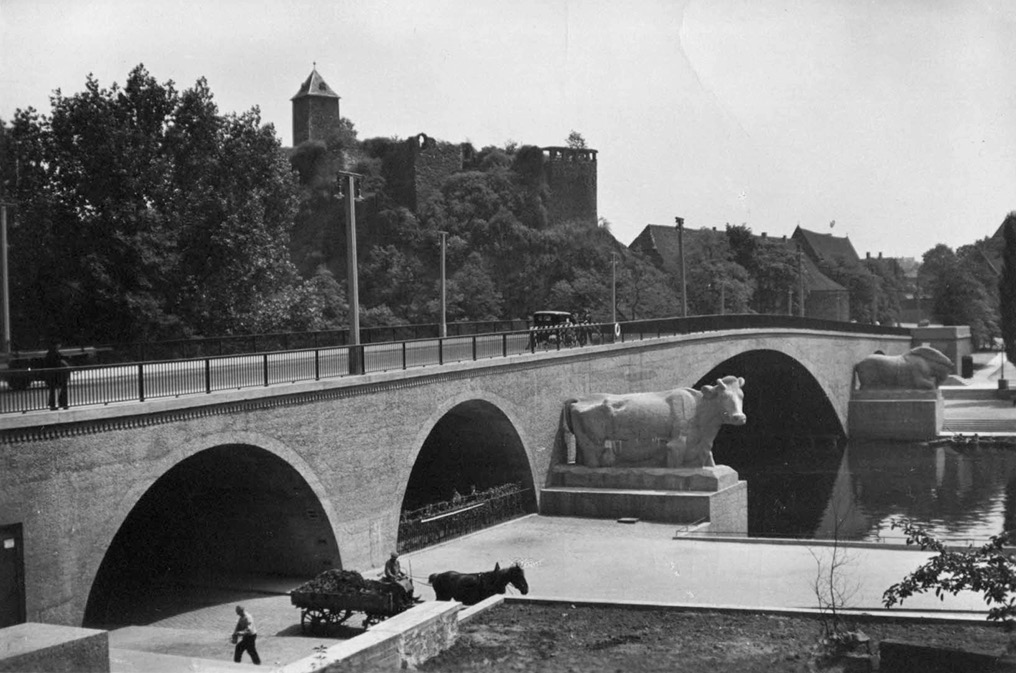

{"left": 630, "top": 224, "right": 850, "bottom": 320}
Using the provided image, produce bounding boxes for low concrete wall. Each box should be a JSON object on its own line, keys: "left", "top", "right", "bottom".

{"left": 848, "top": 390, "right": 943, "bottom": 440}
{"left": 278, "top": 601, "right": 459, "bottom": 673}
{"left": 0, "top": 623, "right": 109, "bottom": 673}
{"left": 911, "top": 326, "right": 972, "bottom": 374}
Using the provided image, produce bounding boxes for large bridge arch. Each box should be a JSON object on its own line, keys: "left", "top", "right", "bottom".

{"left": 82, "top": 435, "right": 340, "bottom": 627}
{"left": 401, "top": 391, "right": 538, "bottom": 522}
{"left": 695, "top": 348, "right": 844, "bottom": 441}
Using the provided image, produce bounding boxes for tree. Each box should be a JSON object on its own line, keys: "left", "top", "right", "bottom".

{"left": 884, "top": 519, "right": 1016, "bottom": 624}
{"left": 1, "top": 65, "right": 307, "bottom": 344}
{"left": 920, "top": 244, "right": 998, "bottom": 348}
{"left": 566, "top": 131, "right": 587, "bottom": 149}
{"left": 999, "top": 213, "right": 1016, "bottom": 362}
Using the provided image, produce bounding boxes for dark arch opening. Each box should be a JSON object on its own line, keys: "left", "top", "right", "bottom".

{"left": 83, "top": 445, "right": 337, "bottom": 628}
{"left": 400, "top": 400, "right": 537, "bottom": 544}
{"left": 696, "top": 349, "right": 846, "bottom": 539}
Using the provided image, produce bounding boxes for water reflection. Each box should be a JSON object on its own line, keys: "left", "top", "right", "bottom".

{"left": 736, "top": 440, "right": 1016, "bottom": 543}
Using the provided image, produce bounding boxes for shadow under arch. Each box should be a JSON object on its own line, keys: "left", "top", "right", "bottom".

{"left": 83, "top": 444, "right": 339, "bottom": 628}
{"left": 401, "top": 398, "right": 537, "bottom": 525}
{"left": 695, "top": 349, "right": 846, "bottom": 539}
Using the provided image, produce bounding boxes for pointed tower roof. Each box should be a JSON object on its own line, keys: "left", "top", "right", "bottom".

{"left": 291, "top": 66, "right": 340, "bottom": 101}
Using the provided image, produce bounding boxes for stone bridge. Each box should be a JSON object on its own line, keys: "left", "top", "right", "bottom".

{"left": 0, "top": 326, "right": 911, "bottom": 626}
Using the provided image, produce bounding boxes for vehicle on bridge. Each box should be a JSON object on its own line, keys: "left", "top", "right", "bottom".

{"left": 529, "top": 310, "right": 598, "bottom": 349}
{"left": 290, "top": 568, "right": 415, "bottom": 631}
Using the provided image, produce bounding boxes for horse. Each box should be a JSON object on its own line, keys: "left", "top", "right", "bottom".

{"left": 428, "top": 562, "right": 529, "bottom": 605}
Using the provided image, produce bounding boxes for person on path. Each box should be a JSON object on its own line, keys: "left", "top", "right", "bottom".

{"left": 41, "top": 342, "right": 70, "bottom": 410}
{"left": 231, "top": 605, "right": 261, "bottom": 665}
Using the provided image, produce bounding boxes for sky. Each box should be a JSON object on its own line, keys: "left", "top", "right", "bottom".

{"left": 2, "top": 0, "right": 1015, "bottom": 261}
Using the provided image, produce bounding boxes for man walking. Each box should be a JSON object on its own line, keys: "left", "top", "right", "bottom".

{"left": 231, "top": 605, "right": 261, "bottom": 665}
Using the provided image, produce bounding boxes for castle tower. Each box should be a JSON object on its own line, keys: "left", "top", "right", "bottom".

{"left": 291, "top": 66, "right": 341, "bottom": 146}
{"left": 541, "top": 147, "right": 598, "bottom": 227}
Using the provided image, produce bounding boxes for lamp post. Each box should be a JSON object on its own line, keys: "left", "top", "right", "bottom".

{"left": 338, "top": 171, "right": 363, "bottom": 373}
{"left": 797, "top": 248, "right": 805, "bottom": 317}
{"left": 611, "top": 252, "right": 618, "bottom": 325}
{"left": 675, "top": 216, "right": 686, "bottom": 317}
{"left": 0, "top": 203, "right": 9, "bottom": 355}
{"left": 438, "top": 231, "right": 447, "bottom": 338}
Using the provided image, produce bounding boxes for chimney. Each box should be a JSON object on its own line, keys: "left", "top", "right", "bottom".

{"left": 761, "top": 232, "right": 767, "bottom": 239}
{"left": 866, "top": 252, "right": 871, "bottom": 259}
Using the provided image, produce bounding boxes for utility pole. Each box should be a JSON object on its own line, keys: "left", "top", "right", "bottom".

{"left": 338, "top": 171, "right": 363, "bottom": 373}
{"left": 675, "top": 216, "right": 687, "bottom": 317}
{"left": 611, "top": 252, "right": 618, "bottom": 325}
{"left": 797, "top": 248, "right": 805, "bottom": 317}
{"left": 438, "top": 231, "right": 447, "bottom": 338}
{"left": 0, "top": 203, "right": 9, "bottom": 355}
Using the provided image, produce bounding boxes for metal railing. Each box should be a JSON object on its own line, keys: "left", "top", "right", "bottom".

{"left": 397, "top": 483, "right": 532, "bottom": 554}
{"left": 0, "top": 315, "right": 909, "bottom": 415}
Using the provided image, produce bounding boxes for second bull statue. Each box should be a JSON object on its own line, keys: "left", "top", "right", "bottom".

{"left": 562, "top": 376, "right": 746, "bottom": 469}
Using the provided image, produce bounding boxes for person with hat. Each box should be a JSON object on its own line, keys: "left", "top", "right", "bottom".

{"left": 384, "top": 552, "right": 422, "bottom": 605}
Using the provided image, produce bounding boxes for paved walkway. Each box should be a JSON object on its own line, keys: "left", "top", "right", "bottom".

{"left": 109, "top": 514, "right": 994, "bottom": 671}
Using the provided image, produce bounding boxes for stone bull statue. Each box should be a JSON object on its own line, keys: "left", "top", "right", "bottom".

{"left": 562, "top": 376, "right": 746, "bottom": 469}
{"left": 853, "top": 346, "right": 954, "bottom": 390}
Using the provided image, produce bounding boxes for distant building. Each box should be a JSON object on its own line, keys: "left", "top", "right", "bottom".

{"left": 291, "top": 67, "right": 341, "bottom": 147}
{"left": 287, "top": 67, "right": 597, "bottom": 227}
{"left": 791, "top": 226, "right": 861, "bottom": 267}
{"left": 540, "top": 147, "right": 598, "bottom": 227}
{"left": 630, "top": 224, "right": 850, "bottom": 321}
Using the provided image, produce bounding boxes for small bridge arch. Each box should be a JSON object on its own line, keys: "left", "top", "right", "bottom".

{"left": 83, "top": 435, "right": 341, "bottom": 627}
{"left": 401, "top": 392, "right": 538, "bottom": 524}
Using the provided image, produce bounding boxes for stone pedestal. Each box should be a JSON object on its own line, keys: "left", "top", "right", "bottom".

{"left": 540, "top": 464, "right": 747, "bottom": 534}
{"left": 848, "top": 389, "right": 943, "bottom": 440}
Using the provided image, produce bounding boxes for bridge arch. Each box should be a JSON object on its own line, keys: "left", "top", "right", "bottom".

{"left": 695, "top": 348, "right": 843, "bottom": 443}
{"left": 401, "top": 391, "right": 538, "bottom": 521}
{"left": 83, "top": 434, "right": 340, "bottom": 627}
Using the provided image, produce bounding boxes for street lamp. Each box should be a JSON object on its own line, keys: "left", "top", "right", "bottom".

{"left": 0, "top": 203, "right": 10, "bottom": 355}
{"left": 438, "top": 231, "right": 447, "bottom": 338}
{"left": 337, "top": 171, "right": 363, "bottom": 373}
{"left": 611, "top": 252, "right": 618, "bottom": 325}
{"left": 675, "top": 216, "right": 686, "bottom": 317}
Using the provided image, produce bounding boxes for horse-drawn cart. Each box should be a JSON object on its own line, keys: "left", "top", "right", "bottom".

{"left": 290, "top": 569, "right": 413, "bottom": 632}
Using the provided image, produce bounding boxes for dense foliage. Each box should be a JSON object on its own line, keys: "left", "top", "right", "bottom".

{"left": 919, "top": 242, "right": 1000, "bottom": 348}
{"left": 1, "top": 65, "right": 328, "bottom": 345}
{"left": 1000, "top": 213, "right": 1016, "bottom": 363}
{"left": 884, "top": 519, "right": 1016, "bottom": 623}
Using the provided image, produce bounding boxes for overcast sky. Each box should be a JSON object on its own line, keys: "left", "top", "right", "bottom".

{"left": 2, "top": 0, "right": 1014, "bottom": 260}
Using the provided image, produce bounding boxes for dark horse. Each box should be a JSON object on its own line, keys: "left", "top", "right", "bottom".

{"left": 428, "top": 562, "right": 529, "bottom": 606}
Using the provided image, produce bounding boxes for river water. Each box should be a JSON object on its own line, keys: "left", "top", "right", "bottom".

{"left": 732, "top": 439, "right": 1016, "bottom": 544}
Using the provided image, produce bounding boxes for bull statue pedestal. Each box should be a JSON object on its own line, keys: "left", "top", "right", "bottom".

{"left": 849, "top": 389, "right": 943, "bottom": 440}
{"left": 540, "top": 376, "right": 749, "bottom": 534}
{"left": 541, "top": 464, "right": 747, "bottom": 534}
{"left": 849, "top": 348, "right": 952, "bottom": 441}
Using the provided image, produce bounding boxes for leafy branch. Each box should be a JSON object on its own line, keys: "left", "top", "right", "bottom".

{"left": 882, "top": 518, "right": 1016, "bottom": 623}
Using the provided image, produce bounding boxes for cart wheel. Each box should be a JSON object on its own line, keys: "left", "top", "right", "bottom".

{"left": 332, "top": 609, "right": 353, "bottom": 626}
{"left": 363, "top": 613, "right": 385, "bottom": 629}
{"left": 301, "top": 608, "right": 328, "bottom": 634}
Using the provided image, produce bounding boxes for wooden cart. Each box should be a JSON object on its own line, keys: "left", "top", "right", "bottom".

{"left": 291, "top": 581, "right": 411, "bottom": 632}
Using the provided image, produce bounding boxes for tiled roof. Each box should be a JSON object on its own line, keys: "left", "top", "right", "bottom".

{"left": 291, "top": 68, "right": 340, "bottom": 100}
{"left": 792, "top": 226, "right": 860, "bottom": 266}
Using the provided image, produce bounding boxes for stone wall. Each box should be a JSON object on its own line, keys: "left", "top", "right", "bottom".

{"left": 542, "top": 147, "right": 597, "bottom": 226}
{"left": 293, "top": 96, "right": 341, "bottom": 147}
